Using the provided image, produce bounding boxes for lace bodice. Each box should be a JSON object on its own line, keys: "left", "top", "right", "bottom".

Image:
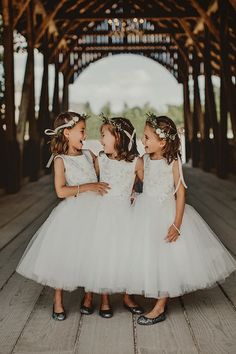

{"left": 54, "top": 150, "right": 97, "bottom": 186}
{"left": 142, "top": 154, "right": 187, "bottom": 202}
{"left": 98, "top": 153, "right": 137, "bottom": 199}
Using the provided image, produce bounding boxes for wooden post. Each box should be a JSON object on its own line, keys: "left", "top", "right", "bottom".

{"left": 0, "top": 119, "right": 6, "bottom": 188}
{"left": 192, "top": 52, "right": 201, "bottom": 167}
{"left": 183, "top": 74, "right": 192, "bottom": 161}
{"left": 218, "top": 0, "right": 229, "bottom": 178}
{"left": 219, "top": 7, "right": 236, "bottom": 142}
{"left": 52, "top": 54, "right": 60, "bottom": 118}
{"left": 204, "top": 25, "right": 219, "bottom": 172}
{"left": 27, "top": 1, "right": 40, "bottom": 182}
{"left": 2, "top": 0, "right": 21, "bottom": 193}
{"left": 62, "top": 72, "right": 69, "bottom": 112}
{"left": 17, "top": 1, "right": 40, "bottom": 182}
{"left": 38, "top": 31, "right": 50, "bottom": 169}
{"left": 38, "top": 33, "right": 50, "bottom": 135}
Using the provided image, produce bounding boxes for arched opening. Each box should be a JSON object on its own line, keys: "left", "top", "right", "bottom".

{"left": 69, "top": 53, "right": 184, "bottom": 157}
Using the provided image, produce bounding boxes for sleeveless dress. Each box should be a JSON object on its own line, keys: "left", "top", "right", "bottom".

{"left": 126, "top": 154, "right": 236, "bottom": 298}
{"left": 16, "top": 150, "right": 99, "bottom": 291}
{"left": 83, "top": 152, "right": 137, "bottom": 294}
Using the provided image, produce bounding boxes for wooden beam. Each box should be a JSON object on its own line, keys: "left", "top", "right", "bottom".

{"left": 88, "top": 0, "right": 117, "bottom": 14}
{"left": 171, "top": 35, "right": 191, "bottom": 66}
{"left": 3, "top": 0, "right": 16, "bottom": 142}
{"left": 79, "top": 0, "right": 102, "bottom": 14}
{"left": 183, "top": 75, "right": 192, "bottom": 160}
{"left": 190, "top": 0, "right": 220, "bottom": 41}
{"left": 191, "top": 0, "right": 218, "bottom": 36}
{"left": 13, "top": 0, "right": 31, "bottom": 28}
{"left": 192, "top": 52, "right": 202, "bottom": 168}
{"left": 2, "top": 0, "right": 21, "bottom": 193}
{"left": 65, "top": 28, "right": 186, "bottom": 36}
{"left": 204, "top": 25, "right": 219, "bottom": 171}
{"left": 52, "top": 54, "right": 61, "bottom": 117}
{"left": 228, "top": 0, "right": 236, "bottom": 11}
{"left": 218, "top": 0, "right": 228, "bottom": 178}
{"left": 17, "top": 1, "right": 37, "bottom": 152}
{"left": 38, "top": 31, "right": 50, "bottom": 136}
{"left": 26, "top": 1, "right": 40, "bottom": 182}
{"left": 74, "top": 44, "right": 178, "bottom": 50}
{"left": 219, "top": 0, "right": 236, "bottom": 144}
{"left": 35, "top": 0, "right": 67, "bottom": 44}
{"left": 178, "top": 19, "right": 203, "bottom": 58}
{"left": 59, "top": 54, "right": 70, "bottom": 74}
{"left": 59, "top": 11, "right": 199, "bottom": 21}
{"left": 65, "top": 0, "right": 91, "bottom": 13}
{"left": 62, "top": 73, "right": 69, "bottom": 111}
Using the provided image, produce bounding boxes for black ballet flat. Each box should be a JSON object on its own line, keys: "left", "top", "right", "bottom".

{"left": 52, "top": 305, "right": 66, "bottom": 321}
{"left": 99, "top": 306, "right": 113, "bottom": 318}
{"left": 123, "top": 302, "right": 144, "bottom": 315}
{"left": 80, "top": 298, "right": 94, "bottom": 315}
{"left": 137, "top": 307, "right": 167, "bottom": 326}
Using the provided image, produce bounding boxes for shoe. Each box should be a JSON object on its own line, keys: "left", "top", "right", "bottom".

{"left": 123, "top": 302, "right": 144, "bottom": 315}
{"left": 80, "top": 298, "right": 94, "bottom": 315}
{"left": 52, "top": 305, "right": 66, "bottom": 321}
{"left": 99, "top": 306, "right": 113, "bottom": 318}
{"left": 137, "top": 307, "right": 167, "bottom": 326}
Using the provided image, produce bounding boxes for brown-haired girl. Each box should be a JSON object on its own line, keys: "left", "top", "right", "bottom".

{"left": 81, "top": 117, "right": 144, "bottom": 318}
{"left": 127, "top": 114, "right": 236, "bottom": 326}
{"left": 17, "top": 111, "right": 109, "bottom": 321}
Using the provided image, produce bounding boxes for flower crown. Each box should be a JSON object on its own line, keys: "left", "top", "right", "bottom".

{"left": 100, "top": 113, "right": 136, "bottom": 151}
{"left": 146, "top": 113, "right": 177, "bottom": 141}
{"left": 44, "top": 113, "right": 89, "bottom": 137}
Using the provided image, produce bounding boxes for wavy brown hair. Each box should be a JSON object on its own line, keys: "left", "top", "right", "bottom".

{"left": 146, "top": 115, "right": 181, "bottom": 164}
{"left": 101, "top": 117, "right": 139, "bottom": 162}
{"left": 50, "top": 111, "right": 86, "bottom": 155}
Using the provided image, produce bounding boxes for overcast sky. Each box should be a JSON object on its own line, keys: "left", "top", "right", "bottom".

{"left": 15, "top": 52, "right": 183, "bottom": 113}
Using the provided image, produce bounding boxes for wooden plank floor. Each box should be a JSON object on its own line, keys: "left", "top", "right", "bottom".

{"left": 0, "top": 167, "right": 236, "bottom": 354}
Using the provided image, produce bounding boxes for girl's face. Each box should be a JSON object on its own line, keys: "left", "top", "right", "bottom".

{"left": 64, "top": 120, "right": 87, "bottom": 151}
{"left": 142, "top": 124, "right": 166, "bottom": 154}
{"left": 100, "top": 125, "right": 116, "bottom": 154}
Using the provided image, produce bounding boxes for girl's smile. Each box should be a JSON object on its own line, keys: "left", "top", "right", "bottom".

{"left": 64, "top": 120, "right": 87, "bottom": 153}
{"left": 142, "top": 125, "right": 166, "bottom": 157}
{"left": 100, "top": 125, "right": 117, "bottom": 155}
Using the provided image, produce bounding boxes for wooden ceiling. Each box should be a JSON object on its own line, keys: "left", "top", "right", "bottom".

{"left": 8, "top": 0, "right": 236, "bottom": 83}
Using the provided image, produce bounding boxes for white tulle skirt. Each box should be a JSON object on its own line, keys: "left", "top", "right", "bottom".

{"left": 16, "top": 192, "right": 100, "bottom": 291}
{"left": 82, "top": 196, "right": 133, "bottom": 294}
{"left": 126, "top": 194, "right": 236, "bottom": 298}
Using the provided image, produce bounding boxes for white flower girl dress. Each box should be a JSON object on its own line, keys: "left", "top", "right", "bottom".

{"left": 127, "top": 154, "right": 236, "bottom": 298}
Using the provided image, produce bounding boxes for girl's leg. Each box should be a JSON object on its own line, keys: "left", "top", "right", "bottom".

{"left": 100, "top": 293, "right": 111, "bottom": 310}
{"left": 80, "top": 291, "right": 94, "bottom": 315}
{"left": 52, "top": 288, "right": 66, "bottom": 321}
{"left": 145, "top": 297, "right": 168, "bottom": 319}
{"left": 54, "top": 288, "right": 64, "bottom": 312}
{"left": 82, "top": 291, "right": 93, "bottom": 307}
{"left": 123, "top": 293, "right": 144, "bottom": 314}
{"left": 137, "top": 297, "right": 168, "bottom": 325}
{"left": 99, "top": 293, "right": 113, "bottom": 318}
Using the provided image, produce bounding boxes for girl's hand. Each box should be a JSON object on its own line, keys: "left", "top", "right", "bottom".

{"left": 80, "top": 182, "right": 110, "bottom": 196}
{"left": 165, "top": 224, "right": 180, "bottom": 243}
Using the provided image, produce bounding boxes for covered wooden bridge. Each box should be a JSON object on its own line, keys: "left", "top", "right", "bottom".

{"left": 1, "top": 0, "right": 236, "bottom": 193}
{"left": 0, "top": 1, "right": 236, "bottom": 353}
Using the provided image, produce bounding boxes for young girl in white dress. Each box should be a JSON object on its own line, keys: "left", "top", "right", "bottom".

{"left": 81, "top": 117, "right": 144, "bottom": 318}
{"left": 16, "top": 111, "right": 109, "bottom": 321}
{"left": 127, "top": 114, "right": 236, "bottom": 326}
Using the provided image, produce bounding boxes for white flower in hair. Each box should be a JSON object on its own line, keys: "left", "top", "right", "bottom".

{"left": 159, "top": 132, "right": 166, "bottom": 138}
{"left": 44, "top": 114, "right": 89, "bottom": 137}
{"left": 156, "top": 128, "right": 161, "bottom": 134}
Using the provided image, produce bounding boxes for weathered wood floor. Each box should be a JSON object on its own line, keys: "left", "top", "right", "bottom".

{"left": 0, "top": 166, "right": 236, "bottom": 354}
